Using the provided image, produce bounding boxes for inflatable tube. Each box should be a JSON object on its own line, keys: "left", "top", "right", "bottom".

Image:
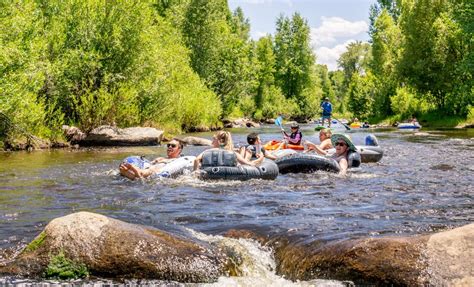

{"left": 271, "top": 149, "right": 297, "bottom": 158}
{"left": 326, "top": 145, "right": 383, "bottom": 163}
{"left": 121, "top": 156, "right": 195, "bottom": 178}
{"left": 199, "top": 159, "right": 279, "bottom": 181}
{"left": 154, "top": 156, "right": 196, "bottom": 178}
{"left": 350, "top": 122, "right": 361, "bottom": 128}
{"left": 263, "top": 140, "right": 304, "bottom": 151}
{"left": 398, "top": 123, "right": 421, "bottom": 129}
{"left": 275, "top": 153, "right": 340, "bottom": 174}
{"left": 122, "top": 156, "right": 152, "bottom": 169}
{"left": 355, "top": 146, "right": 383, "bottom": 163}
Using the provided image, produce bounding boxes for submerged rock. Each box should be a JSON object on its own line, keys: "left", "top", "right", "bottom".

{"left": 79, "top": 126, "right": 163, "bottom": 146}
{"left": 0, "top": 212, "right": 238, "bottom": 282}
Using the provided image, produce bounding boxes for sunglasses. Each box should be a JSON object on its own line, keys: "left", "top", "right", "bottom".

{"left": 167, "top": 143, "right": 178, "bottom": 148}
{"left": 335, "top": 142, "right": 347, "bottom": 147}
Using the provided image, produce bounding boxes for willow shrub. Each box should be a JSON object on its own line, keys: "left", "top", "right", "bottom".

{"left": 0, "top": 1, "right": 62, "bottom": 143}
{"left": 2, "top": 1, "right": 221, "bottom": 140}
{"left": 390, "top": 86, "right": 434, "bottom": 119}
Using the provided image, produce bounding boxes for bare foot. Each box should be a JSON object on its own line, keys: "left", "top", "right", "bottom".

{"left": 119, "top": 163, "right": 141, "bottom": 180}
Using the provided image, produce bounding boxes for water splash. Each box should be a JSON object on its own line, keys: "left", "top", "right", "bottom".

{"left": 190, "top": 229, "right": 350, "bottom": 287}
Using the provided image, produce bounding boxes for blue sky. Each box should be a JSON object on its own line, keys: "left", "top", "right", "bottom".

{"left": 228, "top": 0, "right": 376, "bottom": 70}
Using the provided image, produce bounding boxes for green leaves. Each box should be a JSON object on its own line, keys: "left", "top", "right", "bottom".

{"left": 274, "top": 13, "right": 317, "bottom": 120}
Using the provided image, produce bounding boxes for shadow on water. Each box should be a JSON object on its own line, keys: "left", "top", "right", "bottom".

{"left": 0, "top": 125, "right": 473, "bottom": 284}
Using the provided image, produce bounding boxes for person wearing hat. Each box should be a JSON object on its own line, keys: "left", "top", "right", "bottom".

{"left": 330, "top": 133, "right": 356, "bottom": 175}
{"left": 321, "top": 97, "right": 333, "bottom": 128}
{"left": 276, "top": 123, "right": 303, "bottom": 149}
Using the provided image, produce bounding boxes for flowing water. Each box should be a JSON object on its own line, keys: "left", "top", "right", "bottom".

{"left": 1, "top": 125, "right": 473, "bottom": 286}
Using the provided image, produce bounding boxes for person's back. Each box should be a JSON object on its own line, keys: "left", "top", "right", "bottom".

{"left": 195, "top": 131, "right": 264, "bottom": 170}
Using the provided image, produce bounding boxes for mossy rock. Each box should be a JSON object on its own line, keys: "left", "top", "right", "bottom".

{"left": 23, "top": 231, "right": 47, "bottom": 253}
{"left": 44, "top": 251, "right": 89, "bottom": 280}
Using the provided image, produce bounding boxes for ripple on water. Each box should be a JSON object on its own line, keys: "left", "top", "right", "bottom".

{"left": 0, "top": 129, "right": 473, "bottom": 277}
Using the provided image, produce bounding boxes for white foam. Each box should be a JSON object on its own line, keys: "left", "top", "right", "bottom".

{"left": 189, "top": 229, "right": 349, "bottom": 287}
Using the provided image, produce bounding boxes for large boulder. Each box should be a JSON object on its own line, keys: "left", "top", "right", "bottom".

{"left": 226, "top": 224, "right": 474, "bottom": 286}
{"left": 274, "top": 224, "right": 473, "bottom": 286}
{"left": 62, "top": 125, "right": 86, "bottom": 143}
{"left": 222, "top": 118, "right": 261, "bottom": 129}
{"left": 0, "top": 212, "right": 239, "bottom": 282}
{"left": 79, "top": 126, "right": 163, "bottom": 146}
{"left": 177, "top": 136, "right": 213, "bottom": 146}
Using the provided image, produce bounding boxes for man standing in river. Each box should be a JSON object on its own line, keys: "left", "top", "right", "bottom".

{"left": 321, "top": 97, "right": 333, "bottom": 128}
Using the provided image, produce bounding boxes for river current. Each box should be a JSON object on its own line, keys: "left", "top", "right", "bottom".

{"left": 1, "top": 125, "right": 473, "bottom": 286}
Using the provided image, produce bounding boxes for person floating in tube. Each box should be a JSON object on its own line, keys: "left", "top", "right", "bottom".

{"left": 304, "top": 128, "right": 333, "bottom": 155}
{"left": 239, "top": 132, "right": 277, "bottom": 161}
{"left": 194, "top": 131, "right": 263, "bottom": 171}
{"left": 276, "top": 123, "right": 303, "bottom": 150}
{"left": 119, "top": 139, "right": 183, "bottom": 180}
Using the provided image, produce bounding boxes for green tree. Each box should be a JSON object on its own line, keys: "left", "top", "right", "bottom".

{"left": 337, "top": 41, "right": 371, "bottom": 88}
{"left": 347, "top": 72, "right": 376, "bottom": 120}
{"left": 316, "top": 64, "right": 335, "bottom": 102}
{"left": 0, "top": 1, "right": 60, "bottom": 143}
{"left": 369, "top": 9, "right": 403, "bottom": 117}
{"left": 182, "top": 1, "right": 254, "bottom": 117}
{"left": 398, "top": 0, "right": 467, "bottom": 113}
{"left": 1, "top": 0, "right": 222, "bottom": 144}
{"left": 253, "top": 36, "right": 296, "bottom": 119}
{"left": 274, "top": 13, "right": 318, "bottom": 119}
{"left": 328, "top": 70, "right": 346, "bottom": 113}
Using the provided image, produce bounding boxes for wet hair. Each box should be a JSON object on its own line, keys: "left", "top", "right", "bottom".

{"left": 247, "top": 132, "right": 259, "bottom": 145}
{"left": 214, "top": 131, "right": 234, "bottom": 151}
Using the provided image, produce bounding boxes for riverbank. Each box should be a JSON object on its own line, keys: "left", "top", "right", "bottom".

{"left": 2, "top": 112, "right": 473, "bottom": 151}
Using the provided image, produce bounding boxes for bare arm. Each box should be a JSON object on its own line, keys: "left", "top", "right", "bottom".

{"left": 193, "top": 153, "right": 203, "bottom": 170}
{"left": 305, "top": 141, "right": 328, "bottom": 155}
{"left": 265, "top": 152, "right": 277, "bottom": 160}
{"left": 235, "top": 152, "right": 263, "bottom": 166}
{"left": 338, "top": 158, "right": 348, "bottom": 176}
{"left": 319, "top": 139, "right": 333, "bottom": 150}
{"left": 151, "top": 157, "right": 167, "bottom": 164}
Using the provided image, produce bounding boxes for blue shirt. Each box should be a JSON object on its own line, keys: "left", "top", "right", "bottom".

{"left": 321, "top": 101, "right": 332, "bottom": 115}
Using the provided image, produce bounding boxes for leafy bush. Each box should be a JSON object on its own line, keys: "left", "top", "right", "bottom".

{"left": 261, "top": 86, "right": 297, "bottom": 119}
{"left": 1, "top": 0, "right": 222, "bottom": 141}
{"left": 347, "top": 73, "right": 376, "bottom": 120}
{"left": 390, "top": 86, "right": 433, "bottom": 118}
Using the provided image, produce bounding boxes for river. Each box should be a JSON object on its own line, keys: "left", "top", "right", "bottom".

{"left": 1, "top": 125, "right": 473, "bottom": 286}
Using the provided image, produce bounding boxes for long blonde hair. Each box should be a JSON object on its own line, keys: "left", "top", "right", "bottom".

{"left": 320, "top": 128, "right": 332, "bottom": 138}
{"left": 214, "top": 131, "right": 234, "bottom": 151}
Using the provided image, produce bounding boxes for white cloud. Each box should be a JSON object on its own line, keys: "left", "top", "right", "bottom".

{"left": 316, "top": 40, "right": 357, "bottom": 71}
{"left": 311, "top": 17, "right": 368, "bottom": 47}
{"left": 252, "top": 30, "right": 269, "bottom": 39}
{"left": 310, "top": 17, "right": 368, "bottom": 70}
